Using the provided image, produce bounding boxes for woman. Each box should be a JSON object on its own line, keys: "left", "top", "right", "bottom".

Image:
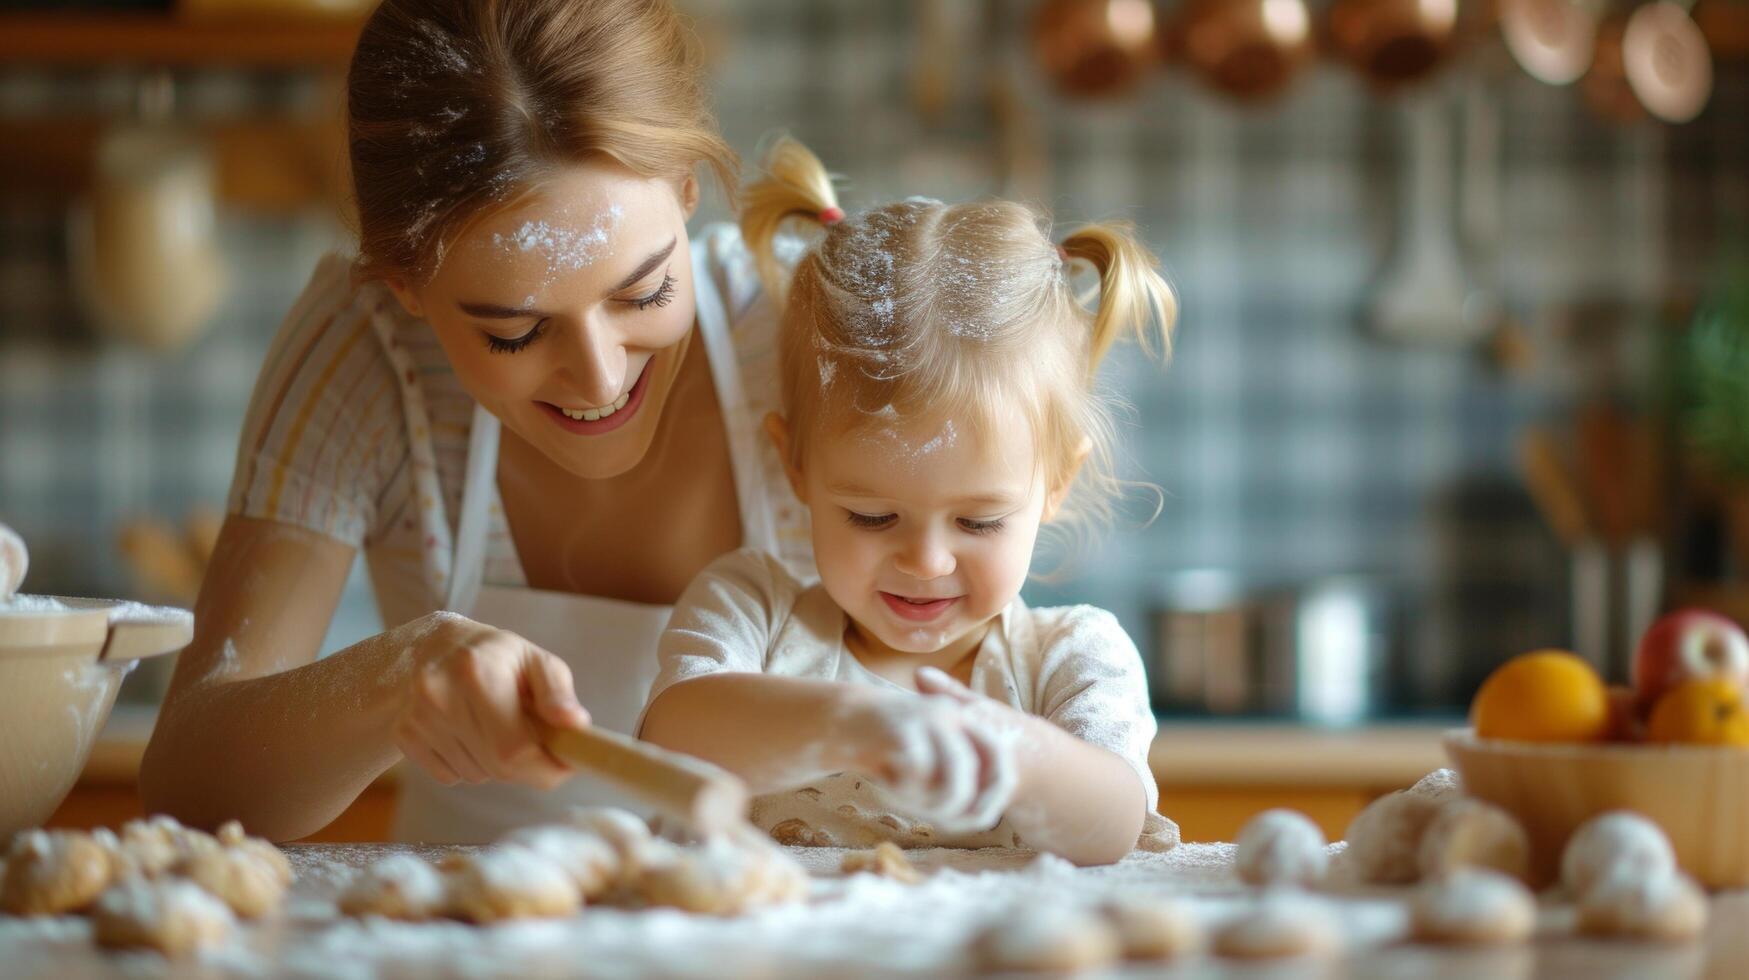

{"left": 140, "top": 0, "right": 811, "bottom": 842}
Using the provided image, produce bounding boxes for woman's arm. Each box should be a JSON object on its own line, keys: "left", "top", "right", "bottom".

{"left": 141, "top": 515, "right": 590, "bottom": 842}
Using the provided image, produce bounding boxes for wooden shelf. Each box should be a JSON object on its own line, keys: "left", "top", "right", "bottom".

{"left": 0, "top": 13, "right": 362, "bottom": 68}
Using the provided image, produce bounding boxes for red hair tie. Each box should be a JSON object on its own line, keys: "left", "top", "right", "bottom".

{"left": 819, "top": 206, "right": 845, "bottom": 225}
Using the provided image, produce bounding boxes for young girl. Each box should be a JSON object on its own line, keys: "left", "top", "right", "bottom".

{"left": 639, "top": 140, "right": 1178, "bottom": 865}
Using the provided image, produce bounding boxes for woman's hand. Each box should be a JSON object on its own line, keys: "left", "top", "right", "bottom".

{"left": 391, "top": 612, "right": 591, "bottom": 790}
{"left": 842, "top": 668, "right": 1023, "bottom": 832}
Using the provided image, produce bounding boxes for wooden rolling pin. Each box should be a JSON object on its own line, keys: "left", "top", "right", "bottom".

{"left": 544, "top": 725, "right": 750, "bottom": 837}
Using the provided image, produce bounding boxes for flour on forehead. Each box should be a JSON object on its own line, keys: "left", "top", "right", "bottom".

{"left": 490, "top": 203, "right": 625, "bottom": 284}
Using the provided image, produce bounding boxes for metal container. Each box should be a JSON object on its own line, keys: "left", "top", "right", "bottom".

{"left": 1150, "top": 570, "right": 1403, "bottom": 725}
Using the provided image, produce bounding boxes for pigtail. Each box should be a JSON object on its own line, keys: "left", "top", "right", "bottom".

{"left": 1058, "top": 222, "right": 1176, "bottom": 372}
{"left": 738, "top": 137, "right": 841, "bottom": 306}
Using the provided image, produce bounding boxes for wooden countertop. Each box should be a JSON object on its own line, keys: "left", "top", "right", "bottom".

{"left": 85, "top": 706, "right": 1454, "bottom": 791}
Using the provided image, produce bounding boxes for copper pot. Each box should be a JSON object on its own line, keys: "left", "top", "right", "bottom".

{"left": 1031, "top": 0, "right": 1161, "bottom": 98}
{"left": 1169, "top": 0, "right": 1316, "bottom": 101}
{"left": 1326, "top": 0, "right": 1462, "bottom": 91}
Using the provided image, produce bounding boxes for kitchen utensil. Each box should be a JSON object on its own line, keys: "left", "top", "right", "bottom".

{"left": 1152, "top": 571, "right": 1401, "bottom": 724}
{"left": 1582, "top": 11, "right": 1646, "bottom": 122}
{"left": 544, "top": 726, "right": 749, "bottom": 837}
{"left": 1518, "top": 427, "right": 1611, "bottom": 671}
{"left": 1446, "top": 729, "right": 1749, "bottom": 888}
{"left": 1499, "top": 0, "right": 1602, "bottom": 84}
{"left": 1170, "top": 0, "right": 1315, "bottom": 101}
{"left": 1370, "top": 92, "right": 1489, "bottom": 345}
{"left": 1030, "top": 0, "right": 1160, "bottom": 98}
{"left": 1326, "top": 0, "right": 1461, "bottom": 91}
{"left": 0, "top": 521, "right": 25, "bottom": 597}
{"left": 0, "top": 597, "right": 193, "bottom": 839}
{"left": 1621, "top": 0, "right": 1712, "bottom": 123}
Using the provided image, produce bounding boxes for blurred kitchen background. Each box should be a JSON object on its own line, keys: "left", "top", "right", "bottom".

{"left": 1, "top": 0, "right": 1746, "bottom": 725}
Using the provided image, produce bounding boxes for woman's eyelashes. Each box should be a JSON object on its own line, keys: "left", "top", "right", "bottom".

{"left": 484, "top": 319, "right": 546, "bottom": 354}
{"left": 842, "top": 510, "right": 1008, "bottom": 535}
{"left": 478, "top": 272, "right": 677, "bottom": 353}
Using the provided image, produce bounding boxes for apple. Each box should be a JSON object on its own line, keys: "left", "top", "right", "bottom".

{"left": 1632, "top": 608, "right": 1749, "bottom": 706}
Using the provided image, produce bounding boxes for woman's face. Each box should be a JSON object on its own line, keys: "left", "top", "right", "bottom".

{"left": 388, "top": 160, "right": 699, "bottom": 480}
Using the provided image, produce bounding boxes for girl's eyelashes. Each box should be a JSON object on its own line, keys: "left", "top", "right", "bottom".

{"left": 842, "top": 511, "right": 1007, "bottom": 535}
{"left": 845, "top": 510, "right": 895, "bottom": 530}
{"left": 958, "top": 517, "right": 1006, "bottom": 535}
{"left": 484, "top": 319, "right": 547, "bottom": 354}
{"left": 632, "top": 272, "right": 677, "bottom": 310}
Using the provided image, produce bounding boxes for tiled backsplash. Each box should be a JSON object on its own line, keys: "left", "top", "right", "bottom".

{"left": 1, "top": 0, "right": 1744, "bottom": 709}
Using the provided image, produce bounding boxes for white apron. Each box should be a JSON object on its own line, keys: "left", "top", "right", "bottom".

{"left": 391, "top": 241, "right": 778, "bottom": 842}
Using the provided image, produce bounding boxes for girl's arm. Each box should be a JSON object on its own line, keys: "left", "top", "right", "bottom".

{"left": 917, "top": 668, "right": 1145, "bottom": 866}
{"left": 141, "top": 515, "right": 590, "bottom": 842}
{"left": 638, "top": 673, "right": 868, "bottom": 791}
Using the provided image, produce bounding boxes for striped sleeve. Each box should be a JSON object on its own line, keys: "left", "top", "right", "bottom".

{"left": 226, "top": 253, "right": 409, "bottom": 547}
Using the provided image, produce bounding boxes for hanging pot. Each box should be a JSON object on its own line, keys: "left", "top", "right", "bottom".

{"left": 1326, "top": 0, "right": 1462, "bottom": 91}
{"left": 1169, "top": 0, "right": 1316, "bottom": 102}
{"left": 1499, "top": 0, "right": 1602, "bottom": 85}
{"left": 1031, "top": 0, "right": 1161, "bottom": 98}
{"left": 1621, "top": 0, "right": 1712, "bottom": 122}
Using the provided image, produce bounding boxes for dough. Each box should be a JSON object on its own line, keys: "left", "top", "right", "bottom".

{"left": 1340, "top": 790, "right": 1443, "bottom": 884}
{"left": 1561, "top": 811, "right": 1676, "bottom": 899}
{"left": 1408, "top": 768, "right": 1464, "bottom": 805}
{"left": 1410, "top": 868, "right": 1537, "bottom": 945}
{"left": 840, "top": 842, "right": 921, "bottom": 884}
{"left": 500, "top": 825, "right": 620, "bottom": 900}
{"left": 971, "top": 905, "right": 1121, "bottom": 973}
{"left": 1418, "top": 798, "right": 1530, "bottom": 882}
{"left": 566, "top": 807, "right": 654, "bottom": 878}
{"left": 441, "top": 846, "right": 582, "bottom": 923}
{"left": 1576, "top": 871, "right": 1708, "bottom": 941}
{"left": 635, "top": 834, "right": 809, "bottom": 915}
{"left": 215, "top": 820, "right": 292, "bottom": 887}
{"left": 338, "top": 854, "right": 447, "bottom": 921}
{"left": 118, "top": 815, "right": 217, "bottom": 877}
{"left": 91, "top": 877, "right": 235, "bottom": 957}
{"left": 1101, "top": 894, "right": 1204, "bottom": 960}
{"left": 174, "top": 847, "right": 286, "bottom": 919}
{"left": 769, "top": 817, "right": 837, "bottom": 848}
{"left": 1212, "top": 892, "right": 1341, "bottom": 959}
{"left": 0, "top": 829, "right": 122, "bottom": 916}
{"left": 1235, "top": 809, "right": 1328, "bottom": 887}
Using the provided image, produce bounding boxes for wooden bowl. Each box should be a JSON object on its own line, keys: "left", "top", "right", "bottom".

{"left": 0, "top": 597, "right": 191, "bottom": 839}
{"left": 1445, "top": 728, "right": 1749, "bottom": 889}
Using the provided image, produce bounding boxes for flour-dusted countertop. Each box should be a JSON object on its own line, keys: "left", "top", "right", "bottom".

{"left": 3, "top": 842, "right": 1747, "bottom": 978}
{"left": 82, "top": 706, "right": 1453, "bottom": 789}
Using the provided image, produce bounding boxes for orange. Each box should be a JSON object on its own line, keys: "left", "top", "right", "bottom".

{"left": 1647, "top": 678, "right": 1749, "bottom": 747}
{"left": 1471, "top": 650, "right": 1610, "bottom": 742}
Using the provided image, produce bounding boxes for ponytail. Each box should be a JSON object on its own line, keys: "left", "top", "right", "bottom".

{"left": 1058, "top": 222, "right": 1176, "bottom": 373}
{"left": 739, "top": 136, "right": 841, "bottom": 305}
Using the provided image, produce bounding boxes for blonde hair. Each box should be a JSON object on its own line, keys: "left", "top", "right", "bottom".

{"left": 740, "top": 137, "right": 1176, "bottom": 538}
{"left": 348, "top": 0, "right": 737, "bottom": 281}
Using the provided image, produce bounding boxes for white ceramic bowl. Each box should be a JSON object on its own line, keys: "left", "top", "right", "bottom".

{"left": 0, "top": 596, "right": 191, "bottom": 838}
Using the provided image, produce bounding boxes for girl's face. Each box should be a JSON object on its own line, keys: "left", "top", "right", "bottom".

{"left": 387, "top": 160, "right": 699, "bottom": 480}
{"left": 784, "top": 411, "right": 1065, "bottom": 659}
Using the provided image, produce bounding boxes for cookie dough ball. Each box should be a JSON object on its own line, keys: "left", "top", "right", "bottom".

{"left": 442, "top": 846, "right": 581, "bottom": 923}
{"left": 1, "top": 829, "right": 122, "bottom": 915}
{"left": 1410, "top": 868, "right": 1537, "bottom": 945}
{"left": 174, "top": 847, "right": 286, "bottom": 919}
{"left": 1213, "top": 892, "right": 1341, "bottom": 960}
{"left": 637, "top": 840, "right": 766, "bottom": 916}
{"left": 1236, "top": 809, "right": 1328, "bottom": 887}
{"left": 1561, "top": 811, "right": 1676, "bottom": 899}
{"left": 214, "top": 821, "right": 292, "bottom": 887}
{"left": 500, "top": 825, "right": 619, "bottom": 899}
{"left": 1576, "top": 871, "right": 1708, "bottom": 942}
{"left": 971, "top": 905, "right": 1121, "bottom": 973}
{"left": 1101, "top": 894, "right": 1204, "bottom": 960}
{"left": 1341, "top": 790, "right": 1443, "bottom": 884}
{"left": 118, "top": 815, "right": 216, "bottom": 878}
{"left": 338, "top": 854, "right": 447, "bottom": 921}
{"left": 841, "top": 842, "right": 921, "bottom": 884}
{"left": 92, "top": 877, "right": 235, "bottom": 957}
{"left": 566, "top": 807, "right": 653, "bottom": 877}
{"left": 1408, "top": 768, "right": 1464, "bottom": 805}
{"left": 1418, "top": 798, "right": 1530, "bottom": 882}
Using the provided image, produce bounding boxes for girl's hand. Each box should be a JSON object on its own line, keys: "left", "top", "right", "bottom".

{"left": 390, "top": 612, "right": 591, "bottom": 790}
{"left": 843, "top": 670, "right": 1021, "bottom": 832}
